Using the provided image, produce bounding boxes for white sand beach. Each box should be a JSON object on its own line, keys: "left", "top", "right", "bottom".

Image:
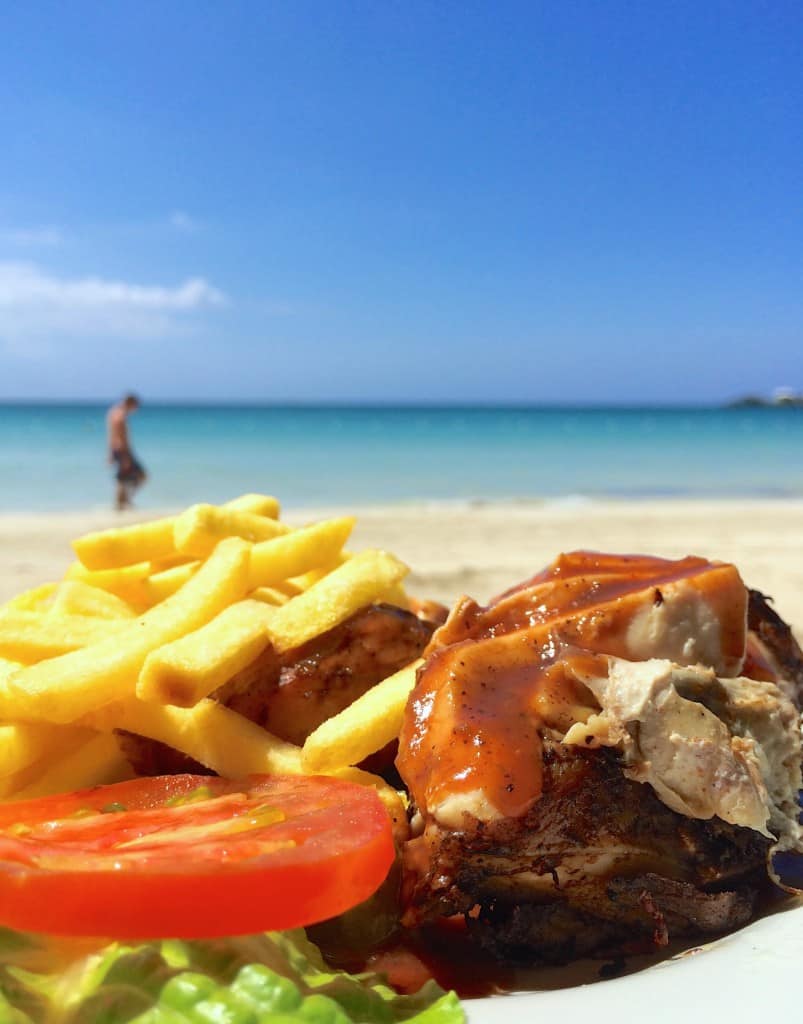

{"left": 2, "top": 499, "right": 802, "bottom": 634}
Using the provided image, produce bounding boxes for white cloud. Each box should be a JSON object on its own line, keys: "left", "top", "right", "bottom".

{"left": 169, "top": 210, "right": 198, "bottom": 232}
{"left": 0, "top": 261, "right": 226, "bottom": 346}
{"left": 0, "top": 226, "right": 64, "bottom": 247}
{"left": 0, "top": 261, "right": 225, "bottom": 310}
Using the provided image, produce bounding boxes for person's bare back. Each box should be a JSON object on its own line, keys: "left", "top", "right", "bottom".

{"left": 107, "top": 403, "right": 129, "bottom": 454}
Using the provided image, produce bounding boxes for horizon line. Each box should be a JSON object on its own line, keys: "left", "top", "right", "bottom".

{"left": 0, "top": 396, "right": 777, "bottom": 410}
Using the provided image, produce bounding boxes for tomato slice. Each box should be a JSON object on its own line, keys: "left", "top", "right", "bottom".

{"left": 0, "top": 774, "right": 395, "bottom": 939}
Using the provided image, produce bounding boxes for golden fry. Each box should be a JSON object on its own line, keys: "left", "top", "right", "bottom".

{"left": 272, "top": 579, "right": 304, "bottom": 598}
{"left": 174, "top": 504, "right": 290, "bottom": 559}
{"left": 302, "top": 659, "right": 421, "bottom": 771}
{"left": 85, "top": 697, "right": 304, "bottom": 777}
{"left": 249, "top": 586, "right": 291, "bottom": 606}
{"left": 248, "top": 517, "right": 355, "bottom": 591}
{"left": 137, "top": 599, "right": 275, "bottom": 707}
{"left": 0, "top": 657, "right": 23, "bottom": 680}
{"left": 0, "top": 610, "right": 129, "bottom": 663}
{"left": 1, "top": 583, "right": 57, "bottom": 614}
{"left": 71, "top": 496, "right": 280, "bottom": 571}
{"left": 0, "top": 537, "right": 251, "bottom": 724}
{"left": 73, "top": 517, "right": 177, "bottom": 570}
{"left": 288, "top": 565, "right": 335, "bottom": 591}
{"left": 0, "top": 722, "right": 93, "bottom": 779}
{"left": 146, "top": 561, "right": 199, "bottom": 604}
{"left": 379, "top": 582, "right": 411, "bottom": 610}
{"left": 51, "top": 580, "right": 136, "bottom": 620}
{"left": 65, "top": 560, "right": 152, "bottom": 609}
{"left": 148, "top": 553, "right": 197, "bottom": 572}
{"left": 83, "top": 695, "right": 406, "bottom": 830}
{"left": 0, "top": 762, "right": 53, "bottom": 800}
{"left": 6, "top": 732, "right": 131, "bottom": 802}
{"left": 223, "top": 493, "right": 281, "bottom": 518}
{"left": 266, "top": 548, "right": 408, "bottom": 653}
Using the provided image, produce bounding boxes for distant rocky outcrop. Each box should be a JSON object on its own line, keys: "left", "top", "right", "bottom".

{"left": 728, "top": 388, "right": 803, "bottom": 408}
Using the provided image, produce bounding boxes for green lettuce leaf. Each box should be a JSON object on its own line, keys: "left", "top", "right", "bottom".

{"left": 0, "top": 928, "right": 464, "bottom": 1024}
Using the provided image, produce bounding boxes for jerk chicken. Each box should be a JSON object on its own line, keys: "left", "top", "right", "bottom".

{"left": 396, "top": 552, "right": 803, "bottom": 963}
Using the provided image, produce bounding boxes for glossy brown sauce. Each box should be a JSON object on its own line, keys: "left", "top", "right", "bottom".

{"left": 397, "top": 551, "right": 748, "bottom": 822}
{"left": 398, "top": 634, "right": 604, "bottom": 820}
{"left": 449, "top": 552, "right": 745, "bottom": 651}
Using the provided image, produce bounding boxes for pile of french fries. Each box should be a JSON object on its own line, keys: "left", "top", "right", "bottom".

{"left": 0, "top": 494, "right": 425, "bottom": 827}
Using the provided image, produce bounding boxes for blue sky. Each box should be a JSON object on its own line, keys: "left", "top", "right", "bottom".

{"left": 0, "top": 2, "right": 800, "bottom": 403}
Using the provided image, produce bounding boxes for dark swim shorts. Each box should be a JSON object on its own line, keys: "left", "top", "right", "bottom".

{"left": 112, "top": 449, "right": 146, "bottom": 484}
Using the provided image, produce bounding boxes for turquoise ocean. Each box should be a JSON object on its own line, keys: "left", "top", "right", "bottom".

{"left": 1, "top": 403, "right": 802, "bottom": 512}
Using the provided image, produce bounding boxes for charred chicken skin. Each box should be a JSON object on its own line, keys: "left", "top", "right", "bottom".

{"left": 396, "top": 552, "right": 802, "bottom": 962}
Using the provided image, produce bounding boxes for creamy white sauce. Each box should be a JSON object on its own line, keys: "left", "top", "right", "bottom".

{"left": 564, "top": 657, "right": 802, "bottom": 848}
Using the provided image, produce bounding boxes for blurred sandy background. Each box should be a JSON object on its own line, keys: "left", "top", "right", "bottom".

{"left": 2, "top": 499, "right": 801, "bottom": 635}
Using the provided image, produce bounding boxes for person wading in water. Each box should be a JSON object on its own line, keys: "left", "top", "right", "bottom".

{"left": 107, "top": 393, "right": 147, "bottom": 510}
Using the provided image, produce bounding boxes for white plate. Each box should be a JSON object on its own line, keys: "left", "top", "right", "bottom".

{"left": 466, "top": 897, "right": 803, "bottom": 1023}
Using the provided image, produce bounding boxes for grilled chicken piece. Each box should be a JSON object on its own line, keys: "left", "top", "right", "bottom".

{"left": 745, "top": 589, "right": 803, "bottom": 710}
{"left": 218, "top": 602, "right": 433, "bottom": 745}
{"left": 409, "top": 741, "right": 770, "bottom": 963}
{"left": 401, "top": 552, "right": 751, "bottom": 835}
{"left": 121, "top": 603, "right": 434, "bottom": 776}
{"left": 397, "top": 552, "right": 802, "bottom": 962}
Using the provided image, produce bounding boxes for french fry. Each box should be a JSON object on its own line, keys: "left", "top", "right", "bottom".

{"left": 287, "top": 566, "right": 337, "bottom": 591}
{"left": 248, "top": 517, "right": 355, "bottom": 591}
{"left": 223, "top": 493, "right": 281, "bottom": 519}
{"left": 137, "top": 599, "right": 275, "bottom": 707}
{"left": 302, "top": 660, "right": 421, "bottom": 771}
{"left": 0, "top": 762, "right": 54, "bottom": 800}
{"left": 6, "top": 732, "right": 131, "bottom": 802}
{"left": 83, "top": 696, "right": 406, "bottom": 830}
{"left": 272, "top": 579, "right": 304, "bottom": 598}
{"left": 1, "top": 583, "right": 57, "bottom": 614}
{"left": 266, "top": 549, "right": 408, "bottom": 653}
{"left": 174, "top": 504, "right": 290, "bottom": 559}
{"left": 50, "top": 580, "right": 136, "bottom": 620}
{"left": 0, "top": 537, "right": 252, "bottom": 724}
{"left": 0, "top": 722, "right": 94, "bottom": 779}
{"left": 249, "top": 586, "right": 291, "bottom": 606}
{"left": 292, "top": 549, "right": 349, "bottom": 583}
{"left": 146, "top": 561, "right": 199, "bottom": 604}
{"left": 0, "top": 657, "right": 23, "bottom": 680}
{"left": 65, "top": 560, "right": 152, "bottom": 609}
{"left": 148, "top": 553, "right": 197, "bottom": 572}
{"left": 0, "top": 610, "right": 130, "bottom": 663}
{"left": 379, "top": 582, "right": 411, "bottom": 610}
{"left": 84, "top": 697, "right": 304, "bottom": 777}
{"left": 263, "top": 568, "right": 338, "bottom": 597}
{"left": 70, "top": 495, "right": 280, "bottom": 570}
{"left": 73, "top": 517, "right": 177, "bottom": 570}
